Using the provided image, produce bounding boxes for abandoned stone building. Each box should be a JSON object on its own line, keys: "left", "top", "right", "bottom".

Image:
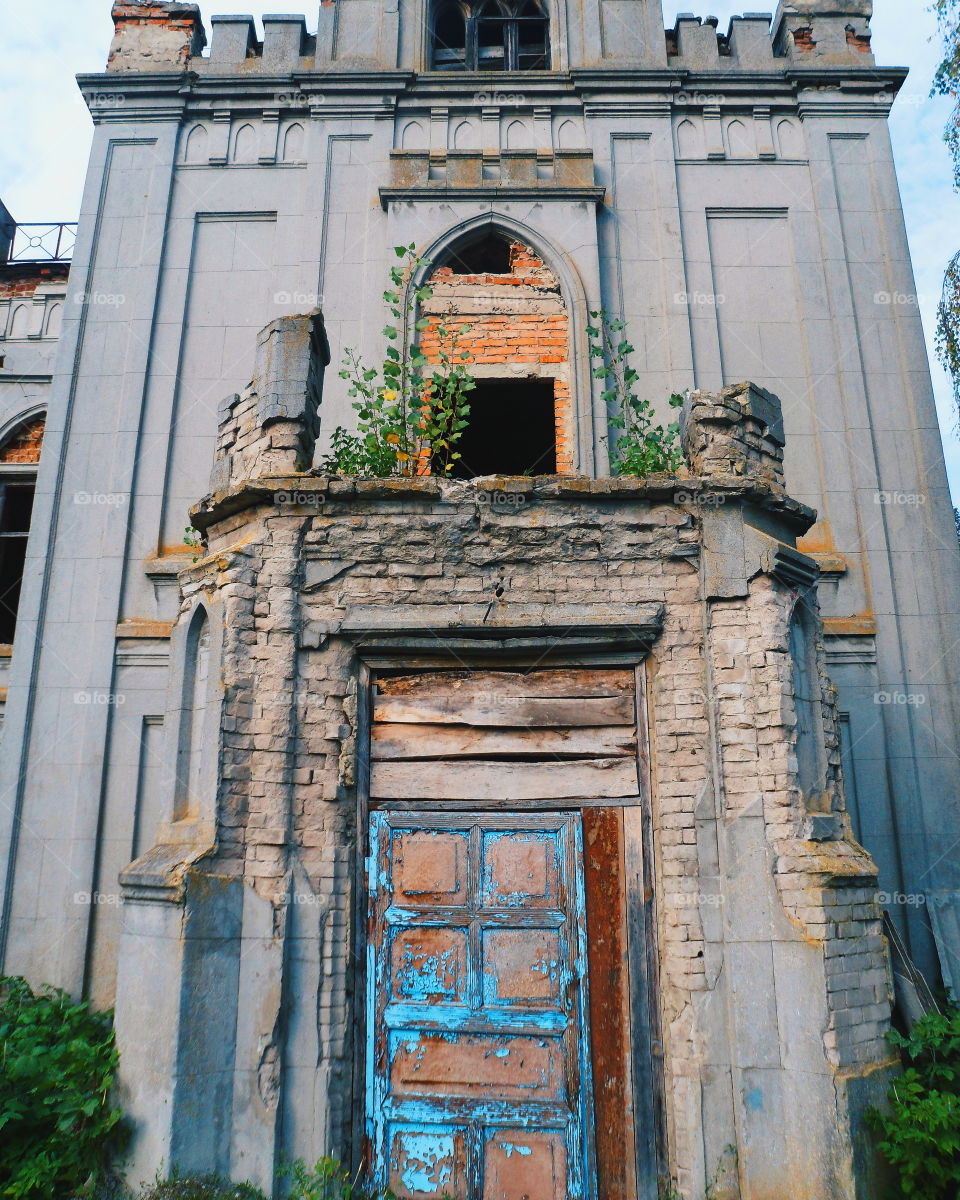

{"left": 0, "top": 0, "right": 958, "bottom": 1196}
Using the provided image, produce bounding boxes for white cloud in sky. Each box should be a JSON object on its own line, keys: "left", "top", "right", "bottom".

{"left": 1, "top": 1, "right": 958, "bottom": 499}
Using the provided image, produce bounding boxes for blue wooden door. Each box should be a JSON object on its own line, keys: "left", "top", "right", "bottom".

{"left": 367, "top": 811, "right": 596, "bottom": 1200}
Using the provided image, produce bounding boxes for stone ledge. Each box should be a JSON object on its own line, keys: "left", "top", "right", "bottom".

{"left": 190, "top": 472, "right": 816, "bottom": 534}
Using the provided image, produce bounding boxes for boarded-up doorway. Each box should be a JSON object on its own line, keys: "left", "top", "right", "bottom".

{"left": 363, "top": 667, "right": 661, "bottom": 1200}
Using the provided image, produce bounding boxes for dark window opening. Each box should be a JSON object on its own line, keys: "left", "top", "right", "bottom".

{"left": 0, "top": 481, "right": 35, "bottom": 643}
{"left": 452, "top": 379, "right": 556, "bottom": 477}
{"left": 444, "top": 233, "right": 513, "bottom": 275}
{"left": 433, "top": 1, "right": 468, "bottom": 69}
{"left": 430, "top": 0, "right": 549, "bottom": 71}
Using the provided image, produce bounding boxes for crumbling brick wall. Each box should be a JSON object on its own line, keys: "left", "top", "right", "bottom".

{"left": 108, "top": 1, "right": 206, "bottom": 72}
{"left": 144, "top": 332, "right": 894, "bottom": 1191}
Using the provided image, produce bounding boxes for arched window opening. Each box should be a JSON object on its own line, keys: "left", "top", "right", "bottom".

{"left": 175, "top": 609, "right": 210, "bottom": 822}
{"left": 789, "top": 603, "right": 828, "bottom": 808}
{"left": 0, "top": 414, "right": 45, "bottom": 644}
{"left": 430, "top": 0, "right": 549, "bottom": 71}
{"left": 433, "top": 1, "right": 468, "bottom": 69}
{"left": 421, "top": 234, "right": 567, "bottom": 477}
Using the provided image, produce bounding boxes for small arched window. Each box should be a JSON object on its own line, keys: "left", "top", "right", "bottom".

{"left": 430, "top": 0, "right": 549, "bottom": 71}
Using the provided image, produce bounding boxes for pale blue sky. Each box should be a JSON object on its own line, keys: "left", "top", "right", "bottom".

{"left": 1, "top": 1, "right": 958, "bottom": 498}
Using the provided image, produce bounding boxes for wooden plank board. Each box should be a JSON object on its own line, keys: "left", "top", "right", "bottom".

{"left": 583, "top": 807, "right": 638, "bottom": 1200}
{"left": 372, "top": 722, "right": 637, "bottom": 761}
{"left": 369, "top": 757, "right": 640, "bottom": 800}
{"left": 376, "top": 668, "right": 634, "bottom": 700}
{"left": 373, "top": 694, "right": 635, "bottom": 729}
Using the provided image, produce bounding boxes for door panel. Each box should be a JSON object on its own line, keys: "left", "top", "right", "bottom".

{"left": 368, "top": 812, "right": 596, "bottom": 1200}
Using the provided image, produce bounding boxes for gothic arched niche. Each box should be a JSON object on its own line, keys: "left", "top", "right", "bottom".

{"left": 183, "top": 123, "right": 208, "bottom": 164}
{"left": 43, "top": 302, "right": 63, "bottom": 339}
{"left": 452, "top": 120, "right": 479, "bottom": 150}
{"left": 174, "top": 605, "right": 211, "bottom": 821}
{"left": 430, "top": 0, "right": 549, "bottom": 71}
{"left": 232, "top": 122, "right": 257, "bottom": 164}
{"left": 282, "top": 122, "right": 305, "bottom": 163}
{"left": 777, "top": 118, "right": 803, "bottom": 159}
{"left": 676, "top": 118, "right": 701, "bottom": 158}
{"left": 8, "top": 304, "right": 29, "bottom": 339}
{"left": 400, "top": 119, "right": 429, "bottom": 150}
{"left": 727, "top": 118, "right": 755, "bottom": 159}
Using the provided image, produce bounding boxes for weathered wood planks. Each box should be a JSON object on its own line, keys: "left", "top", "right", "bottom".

{"left": 372, "top": 722, "right": 637, "bottom": 761}
{"left": 369, "top": 757, "right": 640, "bottom": 800}
{"left": 373, "top": 693, "right": 634, "bottom": 728}
{"left": 370, "top": 667, "right": 640, "bottom": 801}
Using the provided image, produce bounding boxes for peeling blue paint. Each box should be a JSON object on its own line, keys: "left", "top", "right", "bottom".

{"left": 500, "top": 1142, "right": 533, "bottom": 1158}
{"left": 395, "top": 1132, "right": 454, "bottom": 1192}
{"left": 368, "top": 812, "right": 596, "bottom": 1199}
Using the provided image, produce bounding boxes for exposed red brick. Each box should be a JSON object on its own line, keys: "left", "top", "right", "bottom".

{"left": 423, "top": 242, "right": 574, "bottom": 473}
{"left": 846, "top": 26, "right": 872, "bottom": 52}
{"left": 0, "top": 264, "right": 69, "bottom": 298}
{"left": 792, "top": 26, "right": 816, "bottom": 51}
{"left": 0, "top": 416, "right": 45, "bottom": 464}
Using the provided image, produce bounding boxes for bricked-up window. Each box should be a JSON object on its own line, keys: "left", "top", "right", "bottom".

{"left": 422, "top": 238, "right": 572, "bottom": 475}
{"left": 431, "top": 0, "right": 549, "bottom": 71}
{"left": 0, "top": 414, "right": 45, "bottom": 643}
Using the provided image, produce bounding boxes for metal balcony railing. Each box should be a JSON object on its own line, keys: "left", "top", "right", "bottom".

{"left": 5, "top": 223, "right": 77, "bottom": 264}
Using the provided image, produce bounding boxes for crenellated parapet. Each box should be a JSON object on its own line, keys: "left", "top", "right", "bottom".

{"left": 668, "top": 3, "right": 873, "bottom": 69}
{"left": 104, "top": 0, "right": 881, "bottom": 77}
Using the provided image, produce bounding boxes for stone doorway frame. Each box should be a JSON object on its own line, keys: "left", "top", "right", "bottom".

{"left": 347, "top": 627, "right": 667, "bottom": 1199}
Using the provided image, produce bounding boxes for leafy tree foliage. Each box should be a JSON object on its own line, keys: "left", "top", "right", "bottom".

{"left": 586, "top": 310, "right": 683, "bottom": 475}
{"left": 933, "top": 1, "right": 960, "bottom": 416}
{"left": 322, "top": 245, "right": 475, "bottom": 477}
{"left": 869, "top": 1008, "right": 960, "bottom": 1199}
{"left": 0, "top": 976, "right": 125, "bottom": 1199}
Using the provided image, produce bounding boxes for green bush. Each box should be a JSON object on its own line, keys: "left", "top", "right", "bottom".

{"left": 140, "top": 1175, "right": 267, "bottom": 1200}
{"left": 0, "top": 975, "right": 126, "bottom": 1199}
{"left": 868, "top": 1008, "right": 960, "bottom": 1199}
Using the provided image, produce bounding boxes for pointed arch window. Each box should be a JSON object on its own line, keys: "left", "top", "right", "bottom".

{"left": 431, "top": 0, "right": 549, "bottom": 71}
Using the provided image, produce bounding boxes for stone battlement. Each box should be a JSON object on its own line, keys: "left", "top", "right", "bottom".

{"left": 106, "top": 1, "right": 876, "bottom": 74}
